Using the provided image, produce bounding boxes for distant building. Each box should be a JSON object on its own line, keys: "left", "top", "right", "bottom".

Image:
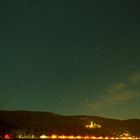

{"left": 85, "top": 121, "right": 101, "bottom": 129}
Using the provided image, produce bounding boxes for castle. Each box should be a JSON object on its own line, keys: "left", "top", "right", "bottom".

{"left": 85, "top": 121, "right": 101, "bottom": 129}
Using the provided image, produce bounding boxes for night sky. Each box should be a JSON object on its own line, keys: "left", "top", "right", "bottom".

{"left": 0, "top": 0, "right": 140, "bottom": 119}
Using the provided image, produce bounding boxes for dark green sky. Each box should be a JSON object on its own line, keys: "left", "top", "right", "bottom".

{"left": 0, "top": 0, "right": 140, "bottom": 119}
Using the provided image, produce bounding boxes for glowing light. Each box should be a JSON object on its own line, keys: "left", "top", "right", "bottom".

{"left": 91, "top": 136, "right": 96, "bottom": 139}
{"left": 98, "top": 136, "right": 103, "bottom": 139}
{"left": 84, "top": 136, "right": 91, "bottom": 139}
{"left": 40, "top": 135, "right": 48, "bottom": 139}
{"left": 4, "top": 134, "right": 11, "bottom": 139}
{"left": 85, "top": 121, "right": 101, "bottom": 129}
{"left": 51, "top": 134, "right": 57, "bottom": 139}
{"left": 58, "top": 135, "right": 67, "bottom": 139}
{"left": 76, "top": 136, "right": 82, "bottom": 139}
{"left": 67, "top": 136, "right": 75, "bottom": 139}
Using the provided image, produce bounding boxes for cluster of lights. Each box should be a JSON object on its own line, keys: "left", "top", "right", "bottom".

{"left": 39, "top": 134, "right": 140, "bottom": 140}
{"left": 3, "top": 133, "right": 140, "bottom": 140}
{"left": 85, "top": 121, "right": 101, "bottom": 129}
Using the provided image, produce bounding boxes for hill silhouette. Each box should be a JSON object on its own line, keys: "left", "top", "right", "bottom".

{"left": 0, "top": 110, "right": 140, "bottom": 137}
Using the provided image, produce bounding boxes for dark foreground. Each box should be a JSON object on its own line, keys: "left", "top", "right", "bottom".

{"left": 0, "top": 138, "right": 140, "bottom": 140}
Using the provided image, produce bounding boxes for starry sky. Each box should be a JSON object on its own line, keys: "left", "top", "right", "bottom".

{"left": 0, "top": 0, "right": 140, "bottom": 119}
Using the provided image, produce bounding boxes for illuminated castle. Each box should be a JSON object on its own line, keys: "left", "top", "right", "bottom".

{"left": 85, "top": 121, "right": 101, "bottom": 129}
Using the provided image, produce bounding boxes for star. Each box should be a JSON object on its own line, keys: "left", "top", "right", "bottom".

{"left": 84, "top": 99, "right": 89, "bottom": 103}
{"left": 59, "top": 96, "right": 65, "bottom": 102}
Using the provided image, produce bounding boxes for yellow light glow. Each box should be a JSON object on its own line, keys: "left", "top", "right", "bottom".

{"left": 85, "top": 121, "right": 101, "bottom": 129}
{"left": 76, "top": 136, "right": 82, "bottom": 139}
{"left": 58, "top": 135, "right": 67, "bottom": 139}
{"left": 84, "top": 136, "right": 91, "bottom": 139}
{"left": 67, "top": 136, "right": 75, "bottom": 139}
{"left": 51, "top": 134, "right": 57, "bottom": 139}
{"left": 98, "top": 136, "right": 103, "bottom": 139}
{"left": 91, "top": 136, "right": 96, "bottom": 139}
{"left": 40, "top": 135, "right": 48, "bottom": 139}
